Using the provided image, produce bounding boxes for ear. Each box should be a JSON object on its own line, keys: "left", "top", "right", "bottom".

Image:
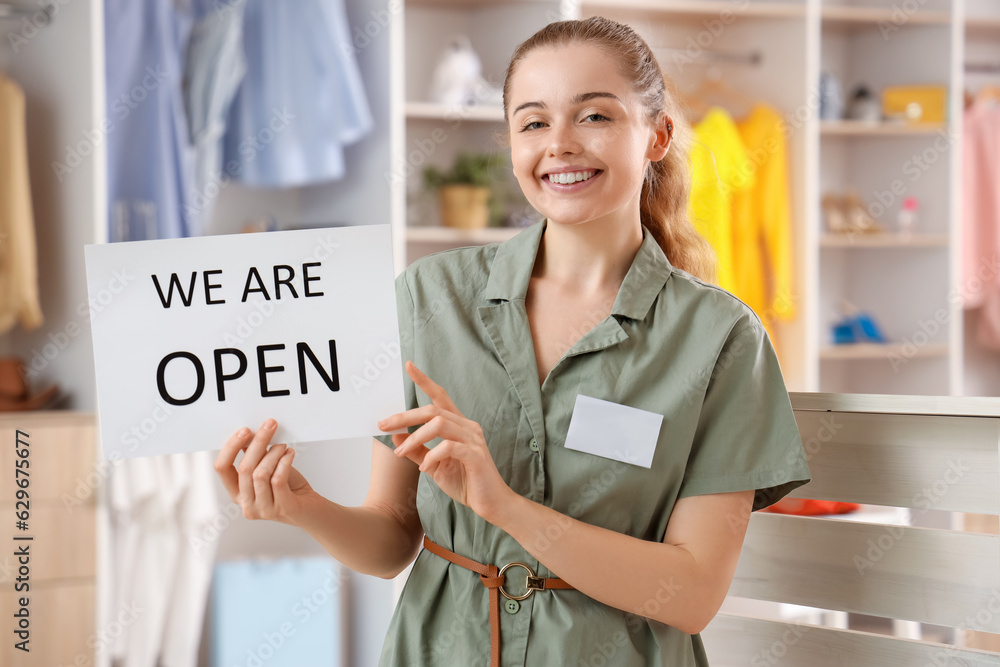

{"left": 647, "top": 113, "right": 673, "bottom": 162}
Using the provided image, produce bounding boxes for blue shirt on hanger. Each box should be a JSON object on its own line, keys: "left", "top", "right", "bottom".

{"left": 182, "top": 0, "right": 248, "bottom": 231}
{"left": 105, "top": 0, "right": 195, "bottom": 240}
{"left": 222, "top": 0, "right": 374, "bottom": 188}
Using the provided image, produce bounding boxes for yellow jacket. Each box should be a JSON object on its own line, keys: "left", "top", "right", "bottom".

{"left": 731, "top": 104, "right": 796, "bottom": 344}
{"left": 687, "top": 107, "right": 754, "bottom": 294}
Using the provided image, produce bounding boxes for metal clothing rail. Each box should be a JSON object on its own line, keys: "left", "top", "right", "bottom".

{"left": 654, "top": 46, "right": 763, "bottom": 67}
{"left": 0, "top": 2, "right": 54, "bottom": 25}
{"left": 965, "top": 60, "right": 1000, "bottom": 74}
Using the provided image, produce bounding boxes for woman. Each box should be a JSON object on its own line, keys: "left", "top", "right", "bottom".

{"left": 214, "top": 16, "right": 811, "bottom": 666}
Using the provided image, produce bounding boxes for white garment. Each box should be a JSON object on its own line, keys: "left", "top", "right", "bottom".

{"left": 161, "top": 451, "right": 220, "bottom": 667}
{"left": 109, "top": 456, "right": 156, "bottom": 664}
{"left": 106, "top": 452, "right": 219, "bottom": 666}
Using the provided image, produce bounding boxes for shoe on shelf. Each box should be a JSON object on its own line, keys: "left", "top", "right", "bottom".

{"left": 842, "top": 190, "right": 884, "bottom": 234}
{"left": 822, "top": 193, "right": 848, "bottom": 233}
{"left": 831, "top": 299, "right": 890, "bottom": 344}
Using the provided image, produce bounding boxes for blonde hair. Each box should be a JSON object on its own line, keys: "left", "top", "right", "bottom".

{"left": 502, "top": 16, "right": 716, "bottom": 282}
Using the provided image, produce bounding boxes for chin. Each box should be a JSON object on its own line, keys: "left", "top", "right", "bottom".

{"left": 527, "top": 204, "right": 598, "bottom": 227}
{"left": 542, "top": 209, "right": 614, "bottom": 228}
{"left": 545, "top": 216, "right": 594, "bottom": 227}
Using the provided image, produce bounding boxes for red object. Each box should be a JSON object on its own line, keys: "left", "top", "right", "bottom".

{"left": 763, "top": 499, "right": 860, "bottom": 516}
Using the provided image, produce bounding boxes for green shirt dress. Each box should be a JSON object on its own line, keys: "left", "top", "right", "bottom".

{"left": 374, "top": 219, "right": 811, "bottom": 666}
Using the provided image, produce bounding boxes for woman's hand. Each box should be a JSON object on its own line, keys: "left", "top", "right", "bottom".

{"left": 378, "top": 361, "right": 514, "bottom": 523}
{"left": 214, "top": 419, "right": 318, "bottom": 526}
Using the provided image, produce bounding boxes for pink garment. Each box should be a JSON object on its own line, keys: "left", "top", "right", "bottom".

{"left": 962, "top": 100, "right": 1000, "bottom": 350}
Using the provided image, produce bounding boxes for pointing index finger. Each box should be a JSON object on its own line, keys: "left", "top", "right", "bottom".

{"left": 406, "top": 361, "right": 461, "bottom": 415}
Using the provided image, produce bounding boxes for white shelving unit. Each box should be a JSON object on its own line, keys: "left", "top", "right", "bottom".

{"left": 390, "top": 0, "right": 1000, "bottom": 396}
{"left": 816, "top": 0, "right": 956, "bottom": 395}
{"left": 819, "top": 233, "right": 950, "bottom": 247}
{"left": 585, "top": 0, "right": 807, "bottom": 19}
{"left": 819, "top": 3, "right": 950, "bottom": 24}
{"left": 390, "top": 0, "right": 567, "bottom": 273}
{"left": 404, "top": 100, "right": 505, "bottom": 122}
{"left": 818, "top": 120, "right": 948, "bottom": 135}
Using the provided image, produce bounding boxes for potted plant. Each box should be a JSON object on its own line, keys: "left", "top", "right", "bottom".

{"left": 423, "top": 152, "right": 506, "bottom": 229}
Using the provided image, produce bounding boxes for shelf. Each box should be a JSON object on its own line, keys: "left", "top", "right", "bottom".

{"left": 799, "top": 504, "right": 911, "bottom": 525}
{"left": 407, "top": 0, "right": 554, "bottom": 7}
{"left": 965, "top": 16, "right": 1000, "bottom": 35}
{"left": 821, "top": 5, "right": 950, "bottom": 26}
{"left": 819, "top": 120, "right": 947, "bottom": 136}
{"left": 405, "top": 101, "right": 505, "bottom": 123}
{"left": 583, "top": 0, "right": 805, "bottom": 19}
{"left": 819, "top": 342, "right": 949, "bottom": 361}
{"left": 820, "top": 233, "right": 949, "bottom": 248}
{"left": 406, "top": 226, "right": 521, "bottom": 244}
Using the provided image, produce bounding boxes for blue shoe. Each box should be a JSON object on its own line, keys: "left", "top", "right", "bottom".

{"left": 832, "top": 320, "right": 857, "bottom": 344}
{"left": 853, "top": 312, "right": 888, "bottom": 343}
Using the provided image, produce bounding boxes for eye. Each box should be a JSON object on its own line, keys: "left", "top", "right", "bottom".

{"left": 519, "top": 120, "right": 546, "bottom": 132}
{"left": 584, "top": 113, "right": 610, "bottom": 123}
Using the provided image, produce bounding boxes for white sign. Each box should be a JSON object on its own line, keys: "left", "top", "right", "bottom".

{"left": 85, "top": 225, "right": 405, "bottom": 460}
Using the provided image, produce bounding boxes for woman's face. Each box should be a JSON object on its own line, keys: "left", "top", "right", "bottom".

{"left": 506, "top": 42, "right": 669, "bottom": 228}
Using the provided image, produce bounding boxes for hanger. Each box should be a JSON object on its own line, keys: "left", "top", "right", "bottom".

{"left": 681, "top": 65, "right": 756, "bottom": 123}
{"left": 975, "top": 83, "right": 1000, "bottom": 107}
{"left": 677, "top": 84, "right": 711, "bottom": 123}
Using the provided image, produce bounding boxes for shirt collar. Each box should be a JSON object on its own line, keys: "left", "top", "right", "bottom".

{"left": 483, "top": 218, "right": 674, "bottom": 321}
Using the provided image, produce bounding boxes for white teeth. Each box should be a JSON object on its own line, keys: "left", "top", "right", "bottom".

{"left": 549, "top": 170, "right": 595, "bottom": 184}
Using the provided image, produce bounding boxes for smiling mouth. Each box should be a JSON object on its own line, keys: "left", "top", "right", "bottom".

{"left": 544, "top": 170, "right": 601, "bottom": 185}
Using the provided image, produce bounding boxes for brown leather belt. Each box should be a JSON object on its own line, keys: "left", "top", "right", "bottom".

{"left": 422, "top": 536, "right": 574, "bottom": 667}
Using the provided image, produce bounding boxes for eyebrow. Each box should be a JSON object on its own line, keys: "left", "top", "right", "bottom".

{"left": 511, "top": 91, "right": 621, "bottom": 116}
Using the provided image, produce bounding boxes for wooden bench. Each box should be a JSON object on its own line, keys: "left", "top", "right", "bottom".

{"left": 702, "top": 392, "right": 1000, "bottom": 666}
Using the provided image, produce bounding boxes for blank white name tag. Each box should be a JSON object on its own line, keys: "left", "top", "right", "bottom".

{"left": 563, "top": 395, "right": 663, "bottom": 468}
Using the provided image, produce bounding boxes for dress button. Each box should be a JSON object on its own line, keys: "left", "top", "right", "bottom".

{"left": 528, "top": 438, "right": 539, "bottom": 452}
{"left": 504, "top": 599, "right": 521, "bottom": 614}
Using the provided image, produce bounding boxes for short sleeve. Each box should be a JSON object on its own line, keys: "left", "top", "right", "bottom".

{"left": 678, "top": 319, "right": 811, "bottom": 511}
{"left": 374, "top": 270, "right": 419, "bottom": 450}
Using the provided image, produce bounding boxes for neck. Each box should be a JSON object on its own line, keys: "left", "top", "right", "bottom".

{"left": 533, "top": 213, "right": 644, "bottom": 294}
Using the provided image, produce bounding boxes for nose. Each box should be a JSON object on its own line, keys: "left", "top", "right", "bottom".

{"left": 546, "top": 120, "right": 582, "bottom": 157}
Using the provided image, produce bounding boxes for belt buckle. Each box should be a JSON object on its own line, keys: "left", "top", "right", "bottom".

{"left": 498, "top": 562, "right": 543, "bottom": 601}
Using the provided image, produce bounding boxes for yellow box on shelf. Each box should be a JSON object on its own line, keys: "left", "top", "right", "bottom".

{"left": 882, "top": 85, "right": 947, "bottom": 124}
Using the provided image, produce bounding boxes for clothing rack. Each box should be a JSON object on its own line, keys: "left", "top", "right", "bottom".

{"left": 965, "top": 61, "right": 1000, "bottom": 74}
{"left": 654, "top": 46, "right": 762, "bottom": 67}
{"left": 0, "top": 2, "right": 54, "bottom": 25}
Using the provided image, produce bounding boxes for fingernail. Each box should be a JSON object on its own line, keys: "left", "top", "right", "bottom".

{"left": 236, "top": 427, "right": 250, "bottom": 438}
{"left": 377, "top": 419, "right": 386, "bottom": 429}
{"left": 263, "top": 419, "right": 276, "bottom": 429}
